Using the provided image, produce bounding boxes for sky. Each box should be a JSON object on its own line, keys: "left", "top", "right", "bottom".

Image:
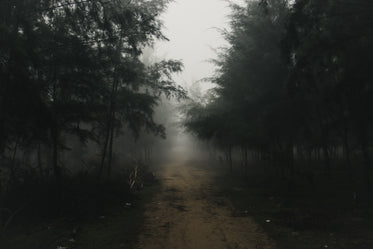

{"left": 155, "top": 0, "right": 233, "bottom": 91}
{"left": 152, "top": 0, "right": 240, "bottom": 155}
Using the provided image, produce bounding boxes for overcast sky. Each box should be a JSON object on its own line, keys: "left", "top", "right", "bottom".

{"left": 155, "top": 0, "right": 233, "bottom": 90}
{"left": 152, "top": 0, "right": 235, "bottom": 150}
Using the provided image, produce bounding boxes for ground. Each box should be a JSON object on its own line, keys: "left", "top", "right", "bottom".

{"left": 136, "top": 162, "right": 274, "bottom": 249}
{"left": 3, "top": 161, "right": 372, "bottom": 249}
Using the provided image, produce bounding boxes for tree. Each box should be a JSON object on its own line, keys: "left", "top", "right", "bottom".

{"left": 284, "top": 0, "right": 373, "bottom": 184}
{"left": 184, "top": 0, "right": 290, "bottom": 175}
{"left": 0, "top": 0, "right": 185, "bottom": 181}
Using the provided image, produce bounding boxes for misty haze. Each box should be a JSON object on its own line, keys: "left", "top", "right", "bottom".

{"left": 1, "top": 0, "right": 373, "bottom": 249}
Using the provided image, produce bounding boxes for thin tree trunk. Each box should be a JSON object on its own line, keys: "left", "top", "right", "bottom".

{"left": 37, "top": 143, "right": 43, "bottom": 177}
{"left": 322, "top": 144, "right": 331, "bottom": 180}
{"left": 51, "top": 127, "right": 61, "bottom": 179}
{"left": 288, "top": 144, "right": 295, "bottom": 187}
{"left": 342, "top": 125, "right": 352, "bottom": 179}
{"left": 240, "top": 146, "right": 245, "bottom": 172}
{"left": 226, "top": 146, "right": 233, "bottom": 173}
{"left": 244, "top": 146, "right": 248, "bottom": 177}
{"left": 359, "top": 124, "right": 371, "bottom": 187}
{"left": 98, "top": 77, "right": 118, "bottom": 180}
{"left": 104, "top": 42, "right": 121, "bottom": 179}
{"left": 10, "top": 141, "right": 18, "bottom": 182}
{"left": 97, "top": 125, "right": 110, "bottom": 180}
{"left": 322, "top": 129, "right": 331, "bottom": 180}
{"left": 106, "top": 119, "right": 115, "bottom": 179}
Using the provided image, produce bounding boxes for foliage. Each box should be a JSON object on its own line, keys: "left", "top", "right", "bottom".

{"left": 0, "top": 0, "right": 185, "bottom": 179}
{"left": 184, "top": 0, "right": 373, "bottom": 190}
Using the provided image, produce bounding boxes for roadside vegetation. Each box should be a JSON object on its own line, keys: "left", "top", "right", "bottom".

{"left": 184, "top": 0, "right": 373, "bottom": 247}
{"left": 215, "top": 169, "right": 373, "bottom": 249}
{"left": 2, "top": 175, "right": 160, "bottom": 249}
{"left": 0, "top": 0, "right": 183, "bottom": 247}
{"left": 184, "top": 0, "right": 373, "bottom": 208}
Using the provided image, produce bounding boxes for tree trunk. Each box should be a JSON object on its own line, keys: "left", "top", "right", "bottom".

{"left": 287, "top": 144, "right": 295, "bottom": 187}
{"left": 51, "top": 127, "right": 61, "bottom": 180}
{"left": 10, "top": 141, "right": 18, "bottom": 182}
{"left": 106, "top": 119, "right": 115, "bottom": 180}
{"left": 243, "top": 146, "right": 248, "bottom": 177}
{"left": 226, "top": 146, "right": 233, "bottom": 173}
{"left": 322, "top": 144, "right": 331, "bottom": 180}
{"left": 98, "top": 76, "right": 118, "bottom": 180}
{"left": 37, "top": 143, "right": 44, "bottom": 177}
{"left": 322, "top": 129, "right": 331, "bottom": 180}
{"left": 97, "top": 124, "right": 110, "bottom": 180}
{"left": 342, "top": 126, "right": 353, "bottom": 179}
{"left": 359, "top": 124, "right": 371, "bottom": 187}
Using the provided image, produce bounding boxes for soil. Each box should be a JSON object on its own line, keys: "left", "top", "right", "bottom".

{"left": 136, "top": 163, "right": 275, "bottom": 249}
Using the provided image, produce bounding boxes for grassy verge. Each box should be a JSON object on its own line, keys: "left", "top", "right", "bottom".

{"left": 1, "top": 181, "right": 160, "bottom": 249}
{"left": 214, "top": 172, "right": 373, "bottom": 249}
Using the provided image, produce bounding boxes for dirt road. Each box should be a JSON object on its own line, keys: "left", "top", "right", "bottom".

{"left": 136, "top": 163, "right": 275, "bottom": 249}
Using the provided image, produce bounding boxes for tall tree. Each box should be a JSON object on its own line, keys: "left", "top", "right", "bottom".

{"left": 0, "top": 0, "right": 185, "bottom": 180}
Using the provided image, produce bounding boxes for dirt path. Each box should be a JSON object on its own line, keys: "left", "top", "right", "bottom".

{"left": 136, "top": 163, "right": 275, "bottom": 249}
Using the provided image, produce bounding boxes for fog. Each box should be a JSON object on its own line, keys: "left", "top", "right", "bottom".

{"left": 156, "top": 0, "right": 230, "bottom": 89}
{"left": 147, "top": 0, "right": 232, "bottom": 163}
{"left": 2, "top": 1, "right": 373, "bottom": 248}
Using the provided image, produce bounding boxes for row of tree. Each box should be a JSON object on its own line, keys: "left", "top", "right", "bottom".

{"left": 0, "top": 0, "right": 185, "bottom": 184}
{"left": 184, "top": 0, "right": 373, "bottom": 189}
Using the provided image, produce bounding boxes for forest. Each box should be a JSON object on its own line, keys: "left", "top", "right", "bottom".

{"left": 183, "top": 0, "right": 373, "bottom": 247}
{"left": 185, "top": 0, "right": 373, "bottom": 194}
{"left": 1, "top": 0, "right": 373, "bottom": 248}
{"left": 0, "top": 0, "right": 186, "bottom": 241}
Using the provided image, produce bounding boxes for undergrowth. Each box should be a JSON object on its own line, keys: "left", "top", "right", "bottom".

{"left": 215, "top": 167, "right": 373, "bottom": 249}
{"left": 0, "top": 168, "right": 158, "bottom": 249}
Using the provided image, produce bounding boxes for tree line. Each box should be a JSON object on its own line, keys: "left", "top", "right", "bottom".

{"left": 0, "top": 0, "right": 185, "bottom": 186}
{"left": 184, "top": 0, "right": 373, "bottom": 192}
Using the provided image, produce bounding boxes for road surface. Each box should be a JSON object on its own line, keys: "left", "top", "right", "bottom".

{"left": 136, "top": 163, "right": 275, "bottom": 249}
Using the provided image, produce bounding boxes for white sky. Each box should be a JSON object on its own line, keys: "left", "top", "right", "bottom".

{"left": 152, "top": 0, "right": 234, "bottom": 153}
{"left": 155, "top": 0, "right": 233, "bottom": 90}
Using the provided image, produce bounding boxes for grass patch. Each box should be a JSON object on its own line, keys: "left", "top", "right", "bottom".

{"left": 214, "top": 172, "right": 373, "bottom": 249}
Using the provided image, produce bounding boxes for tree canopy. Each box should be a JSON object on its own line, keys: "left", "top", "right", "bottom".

{"left": 0, "top": 0, "right": 186, "bottom": 178}
{"left": 184, "top": 0, "right": 373, "bottom": 188}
